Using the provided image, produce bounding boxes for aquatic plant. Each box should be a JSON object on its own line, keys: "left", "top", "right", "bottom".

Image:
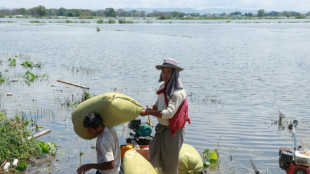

{"left": 79, "top": 150, "right": 84, "bottom": 165}
{"left": 60, "top": 91, "right": 92, "bottom": 108}
{"left": 97, "top": 19, "right": 104, "bottom": 24}
{"left": 23, "top": 70, "right": 37, "bottom": 83}
{"left": 0, "top": 77, "right": 4, "bottom": 83}
{"left": 0, "top": 113, "right": 56, "bottom": 172}
{"left": 21, "top": 61, "right": 41, "bottom": 68}
{"left": 30, "top": 21, "right": 41, "bottom": 23}
{"left": 0, "top": 113, "right": 41, "bottom": 165}
{"left": 15, "top": 161, "right": 27, "bottom": 171}
{"left": 202, "top": 148, "right": 218, "bottom": 171}
{"left": 0, "top": 60, "right": 2, "bottom": 65}
{"left": 8, "top": 58, "right": 16, "bottom": 66}
{"left": 118, "top": 18, "right": 133, "bottom": 24}
{"left": 107, "top": 19, "right": 115, "bottom": 24}
{"left": 97, "top": 27, "right": 100, "bottom": 32}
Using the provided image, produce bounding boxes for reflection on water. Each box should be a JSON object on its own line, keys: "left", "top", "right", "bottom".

{"left": 1, "top": 18, "right": 310, "bottom": 173}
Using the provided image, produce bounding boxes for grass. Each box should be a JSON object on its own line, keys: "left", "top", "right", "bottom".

{"left": 59, "top": 91, "right": 92, "bottom": 108}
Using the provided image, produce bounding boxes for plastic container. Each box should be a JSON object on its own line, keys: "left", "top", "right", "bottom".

{"left": 121, "top": 144, "right": 134, "bottom": 160}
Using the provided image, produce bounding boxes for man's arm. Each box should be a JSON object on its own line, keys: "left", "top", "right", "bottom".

{"left": 77, "top": 160, "right": 115, "bottom": 174}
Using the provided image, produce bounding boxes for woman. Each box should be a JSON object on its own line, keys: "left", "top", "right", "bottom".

{"left": 140, "top": 58, "right": 191, "bottom": 174}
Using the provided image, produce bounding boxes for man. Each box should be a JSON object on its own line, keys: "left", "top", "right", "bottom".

{"left": 140, "top": 58, "right": 191, "bottom": 174}
{"left": 77, "top": 113, "right": 121, "bottom": 174}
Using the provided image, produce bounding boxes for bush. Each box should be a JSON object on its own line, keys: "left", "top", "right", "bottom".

{"left": 118, "top": 18, "right": 133, "bottom": 24}
{"left": 107, "top": 19, "right": 115, "bottom": 24}
{"left": 0, "top": 113, "right": 42, "bottom": 164}
{"left": 97, "top": 19, "right": 104, "bottom": 24}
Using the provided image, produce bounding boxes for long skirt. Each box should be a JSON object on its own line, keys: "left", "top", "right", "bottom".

{"left": 149, "top": 124, "right": 185, "bottom": 174}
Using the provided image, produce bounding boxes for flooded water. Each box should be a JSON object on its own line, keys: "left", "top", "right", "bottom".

{"left": 1, "top": 18, "right": 310, "bottom": 174}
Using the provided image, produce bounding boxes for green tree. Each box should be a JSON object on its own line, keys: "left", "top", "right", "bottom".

{"left": 36, "top": 5, "right": 47, "bottom": 17}
{"left": 257, "top": 9, "right": 265, "bottom": 17}
{"left": 104, "top": 8, "right": 117, "bottom": 17}
{"left": 18, "top": 8, "right": 27, "bottom": 15}
{"left": 58, "top": 7, "right": 67, "bottom": 16}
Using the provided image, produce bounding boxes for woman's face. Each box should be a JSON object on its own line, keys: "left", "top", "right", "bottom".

{"left": 161, "top": 67, "right": 173, "bottom": 83}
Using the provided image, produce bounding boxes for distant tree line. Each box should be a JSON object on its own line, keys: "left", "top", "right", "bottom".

{"left": 0, "top": 6, "right": 309, "bottom": 18}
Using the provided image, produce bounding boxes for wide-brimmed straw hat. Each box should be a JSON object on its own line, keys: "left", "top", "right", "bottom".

{"left": 156, "top": 58, "right": 184, "bottom": 71}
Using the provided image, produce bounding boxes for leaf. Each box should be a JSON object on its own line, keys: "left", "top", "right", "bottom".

{"left": 48, "top": 141, "right": 56, "bottom": 156}
{"left": 16, "top": 162, "right": 27, "bottom": 171}
{"left": 48, "top": 141, "right": 55, "bottom": 150}
{"left": 203, "top": 148, "right": 211, "bottom": 157}
{"left": 210, "top": 151, "right": 218, "bottom": 164}
{"left": 39, "top": 141, "right": 50, "bottom": 154}
{"left": 203, "top": 162, "right": 210, "bottom": 168}
{"left": 72, "top": 102, "right": 78, "bottom": 107}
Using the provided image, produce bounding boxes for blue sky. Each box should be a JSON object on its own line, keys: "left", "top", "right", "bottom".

{"left": 0, "top": 0, "right": 309, "bottom": 11}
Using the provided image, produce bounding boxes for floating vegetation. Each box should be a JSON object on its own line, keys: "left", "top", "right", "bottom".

{"left": 202, "top": 148, "right": 218, "bottom": 172}
{"left": 0, "top": 113, "right": 55, "bottom": 172}
{"left": 22, "top": 71, "right": 48, "bottom": 85}
{"left": 0, "top": 77, "right": 4, "bottom": 83}
{"left": 97, "top": 27, "right": 100, "bottom": 32}
{"left": 23, "top": 70, "right": 37, "bottom": 83}
{"left": 201, "top": 136, "right": 220, "bottom": 173}
{"left": 8, "top": 58, "right": 16, "bottom": 66}
{"left": 21, "top": 61, "right": 41, "bottom": 68}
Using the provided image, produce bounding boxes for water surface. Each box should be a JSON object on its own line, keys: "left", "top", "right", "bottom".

{"left": 1, "top": 18, "right": 310, "bottom": 174}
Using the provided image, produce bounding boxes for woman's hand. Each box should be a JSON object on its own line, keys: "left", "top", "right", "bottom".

{"left": 140, "top": 109, "right": 148, "bottom": 116}
{"left": 140, "top": 105, "right": 153, "bottom": 116}
{"left": 150, "top": 105, "right": 157, "bottom": 111}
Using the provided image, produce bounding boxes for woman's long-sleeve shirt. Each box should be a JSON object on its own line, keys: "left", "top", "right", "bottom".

{"left": 154, "top": 83, "right": 186, "bottom": 126}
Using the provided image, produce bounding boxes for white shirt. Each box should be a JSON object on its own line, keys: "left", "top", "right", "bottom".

{"left": 96, "top": 127, "right": 121, "bottom": 174}
{"left": 154, "top": 83, "right": 186, "bottom": 126}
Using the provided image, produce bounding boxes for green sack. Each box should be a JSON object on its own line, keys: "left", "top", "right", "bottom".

{"left": 72, "top": 92, "right": 143, "bottom": 140}
{"left": 178, "top": 144, "right": 203, "bottom": 174}
{"left": 123, "top": 149, "right": 157, "bottom": 174}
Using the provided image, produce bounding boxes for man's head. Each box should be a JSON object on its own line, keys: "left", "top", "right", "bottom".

{"left": 83, "top": 112, "right": 104, "bottom": 136}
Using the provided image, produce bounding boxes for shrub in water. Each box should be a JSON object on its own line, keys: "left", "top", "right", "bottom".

{"left": 0, "top": 113, "right": 42, "bottom": 164}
